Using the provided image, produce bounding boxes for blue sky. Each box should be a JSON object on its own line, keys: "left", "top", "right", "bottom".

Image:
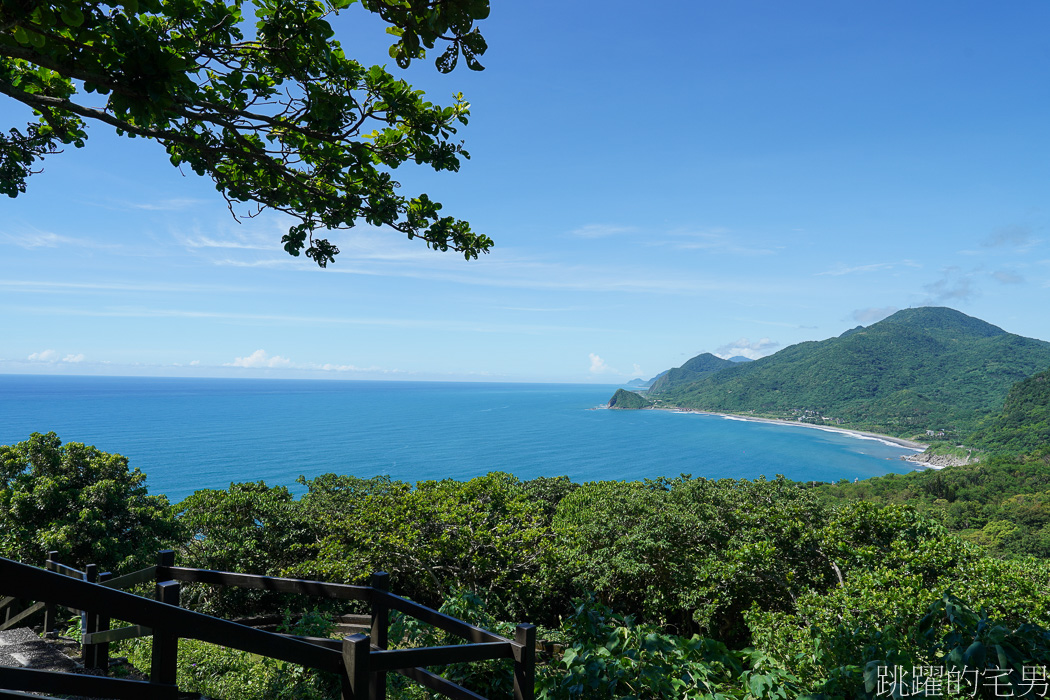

{"left": 2, "top": 0, "right": 1048, "bottom": 383}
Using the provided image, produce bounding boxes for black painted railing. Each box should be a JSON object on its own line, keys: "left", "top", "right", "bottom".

{"left": 0, "top": 551, "right": 535, "bottom": 700}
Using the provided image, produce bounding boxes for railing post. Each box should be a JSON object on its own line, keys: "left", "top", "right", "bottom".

{"left": 43, "top": 551, "right": 58, "bottom": 636}
{"left": 152, "top": 550, "right": 180, "bottom": 689}
{"left": 95, "top": 571, "right": 113, "bottom": 672}
{"left": 513, "top": 623, "right": 536, "bottom": 700}
{"left": 81, "top": 564, "right": 98, "bottom": 670}
{"left": 155, "top": 549, "right": 174, "bottom": 579}
{"left": 341, "top": 633, "right": 370, "bottom": 700}
{"left": 369, "top": 571, "right": 389, "bottom": 700}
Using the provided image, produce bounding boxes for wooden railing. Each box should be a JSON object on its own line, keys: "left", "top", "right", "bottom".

{"left": 0, "top": 551, "right": 535, "bottom": 700}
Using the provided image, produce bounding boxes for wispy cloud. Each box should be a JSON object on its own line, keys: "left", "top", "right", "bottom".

{"left": 497, "top": 306, "right": 583, "bottom": 312}
{"left": 8, "top": 304, "right": 616, "bottom": 335}
{"left": 851, "top": 306, "right": 899, "bottom": 325}
{"left": 923, "top": 267, "right": 976, "bottom": 303}
{"left": 662, "top": 228, "right": 777, "bottom": 256}
{"left": 569, "top": 224, "right": 637, "bottom": 238}
{"left": 715, "top": 337, "right": 779, "bottom": 360}
{"left": 817, "top": 260, "right": 920, "bottom": 276}
{"left": 568, "top": 223, "right": 778, "bottom": 255}
{"left": 176, "top": 224, "right": 276, "bottom": 251}
{"left": 316, "top": 363, "right": 402, "bottom": 374}
{"left": 992, "top": 270, "right": 1024, "bottom": 284}
{"left": 982, "top": 224, "right": 1036, "bottom": 250}
{"left": 0, "top": 279, "right": 257, "bottom": 294}
{"left": 736, "top": 317, "right": 817, "bottom": 329}
{"left": 320, "top": 256, "right": 782, "bottom": 296}
{"left": 191, "top": 220, "right": 789, "bottom": 296}
{"left": 123, "top": 198, "right": 203, "bottom": 211}
{"left": 1, "top": 227, "right": 118, "bottom": 250}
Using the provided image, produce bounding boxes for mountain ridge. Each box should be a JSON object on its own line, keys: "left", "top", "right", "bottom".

{"left": 647, "top": 353, "right": 737, "bottom": 394}
{"left": 632, "top": 307, "right": 1050, "bottom": 438}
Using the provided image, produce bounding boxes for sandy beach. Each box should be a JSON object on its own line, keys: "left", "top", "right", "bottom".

{"left": 650, "top": 406, "right": 929, "bottom": 451}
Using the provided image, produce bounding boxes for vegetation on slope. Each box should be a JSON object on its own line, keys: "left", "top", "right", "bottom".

{"left": 817, "top": 448, "right": 1050, "bottom": 559}
{"left": 607, "top": 388, "right": 652, "bottom": 409}
{"left": 652, "top": 307, "right": 1050, "bottom": 437}
{"left": 646, "top": 353, "right": 736, "bottom": 394}
{"left": 969, "top": 368, "right": 1050, "bottom": 454}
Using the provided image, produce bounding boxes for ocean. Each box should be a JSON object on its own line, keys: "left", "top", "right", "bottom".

{"left": 0, "top": 375, "right": 920, "bottom": 503}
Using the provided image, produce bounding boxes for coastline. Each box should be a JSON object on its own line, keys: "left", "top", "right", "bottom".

{"left": 648, "top": 406, "right": 929, "bottom": 451}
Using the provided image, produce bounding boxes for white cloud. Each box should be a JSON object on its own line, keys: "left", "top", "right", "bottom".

{"left": 585, "top": 355, "right": 641, "bottom": 377}
{"left": 226, "top": 350, "right": 292, "bottom": 368}
{"left": 715, "top": 338, "right": 779, "bottom": 360}
{"left": 62, "top": 353, "right": 85, "bottom": 363}
{"left": 589, "top": 353, "right": 615, "bottom": 374}
{"left": 28, "top": 349, "right": 59, "bottom": 362}
{"left": 190, "top": 360, "right": 200, "bottom": 366}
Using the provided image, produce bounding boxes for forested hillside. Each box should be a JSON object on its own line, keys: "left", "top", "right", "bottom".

{"left": 647, "top": 307, "right": 1050, "bottom": 437}
{"left": 646, "top": 353, "right": 736, "bottom": 394}
{"left": 969, "top": 368, "right": 1050, "bottom": 454}
{"left": 4, "top": 432, "right": 1050, "bottom": 698}
{"left": 607, "top": 388, "right": 652, "bottom": 409}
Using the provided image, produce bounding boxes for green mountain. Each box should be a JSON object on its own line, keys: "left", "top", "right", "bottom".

{"left": 969, "top": 368, "right": 1050, "bottom": 453}
{"left": 608, "top": 388, "right": 652, "bottom": 409}
{"left": 647, "top": 353, "right": 736, "bottom": 394}
{"left": 651, "top": 307, "right": 1050, "bottom": 437}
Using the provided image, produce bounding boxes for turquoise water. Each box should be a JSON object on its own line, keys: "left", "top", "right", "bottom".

{"left": 0, "top": 375, "right": 919, "bottom": 503}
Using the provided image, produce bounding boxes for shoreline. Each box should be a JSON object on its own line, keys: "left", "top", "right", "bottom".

{"left": 647, "top": 406, "right": 929, "bottom": 451}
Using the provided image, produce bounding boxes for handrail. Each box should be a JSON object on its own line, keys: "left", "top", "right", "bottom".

{"left": 371, "top": 642, "right": 512, "bottom": 672}
{"left": 0, "top": 557, "right": 343, "bottom": 673}
{"left": 0, "top": 554, "right": 536, "bottom": 700}
{"left": 379, "top": 590, "right": 513, "bottom": 646}
{"left": 0, "top": 666, "right": 170, "bottom": 700}
{"left": 43, "top": 560, "right": 84, "bottom": 579}
{"left": 99, "top": 566, "right": 157, "bottom": 590}
{"left": 166, "top": 566, "right": 373, "bottom": 601}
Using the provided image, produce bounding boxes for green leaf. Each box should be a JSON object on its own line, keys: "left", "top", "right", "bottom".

{"left": 60, "top": 8, "right": 85, "bottom": 27}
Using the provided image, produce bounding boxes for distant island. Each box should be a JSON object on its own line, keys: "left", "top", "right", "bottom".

{"left": 611, "top": 307, "right": 1050, "bottom": 447}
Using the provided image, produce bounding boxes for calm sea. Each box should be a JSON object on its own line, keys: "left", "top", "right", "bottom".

{"left": 0, "top": 375, "right": 919, "bottom": 503}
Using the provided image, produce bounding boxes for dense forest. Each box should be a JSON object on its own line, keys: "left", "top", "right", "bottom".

{"left": 3, "top": 421, "right": 1050, "bottom": 698}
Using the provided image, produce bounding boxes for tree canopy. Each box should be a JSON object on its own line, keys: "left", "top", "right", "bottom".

{"left": 0, "top": 431, "right": 181, "bottom": 571}
{"left": 0, "top": 0, "right": 494, "bottom": 266}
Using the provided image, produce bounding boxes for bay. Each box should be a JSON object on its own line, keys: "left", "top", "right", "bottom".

{"left": 0, "top": 374, "right": 919, "bottom": 503}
